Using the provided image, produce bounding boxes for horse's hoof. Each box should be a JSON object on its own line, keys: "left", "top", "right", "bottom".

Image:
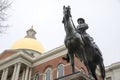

{"left": 62, "top": 57, "right": 67, "bottom": 60}
{"left": 62, "top": 57, "right": 70, "bottom": 62}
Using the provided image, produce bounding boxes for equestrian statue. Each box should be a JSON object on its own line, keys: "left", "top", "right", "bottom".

{"left": 62, "top": 5, "right": 105, "bottom": 80}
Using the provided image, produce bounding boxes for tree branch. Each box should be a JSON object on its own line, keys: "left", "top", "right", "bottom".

{"left": 0, "top": 0, "right": 11, "bottom": 33}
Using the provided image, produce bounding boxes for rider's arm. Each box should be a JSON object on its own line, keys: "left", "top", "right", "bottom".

{"left": 82, "top": 23, "right": 88, "bottom": 30}
{"left": 77, "top": 23, "right": 88, "bottom": 30}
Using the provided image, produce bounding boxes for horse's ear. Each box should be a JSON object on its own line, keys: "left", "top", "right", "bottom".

{"left": 68, "top": 5, "right": 71, "bottom": 10}
{"left": 63, "top": 5, "right": 65, "bottom": 9}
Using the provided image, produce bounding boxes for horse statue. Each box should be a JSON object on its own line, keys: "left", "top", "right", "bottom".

{"left": 62, "top": 5, "right": 93, "bottom": 79}
{"left": 62, "top": 5, "right": 105, "bottom": 80}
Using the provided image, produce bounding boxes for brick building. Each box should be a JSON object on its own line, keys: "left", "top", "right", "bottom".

{"left": 0, "top": 27, "right": 101, "bottom": 80}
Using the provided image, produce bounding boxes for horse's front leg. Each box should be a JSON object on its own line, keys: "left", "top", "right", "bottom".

{"left": 62, "top": 52, "right": 70, "bottom": 62}
{"left": 68, "top": 52, "right": 75, "bottom": 73}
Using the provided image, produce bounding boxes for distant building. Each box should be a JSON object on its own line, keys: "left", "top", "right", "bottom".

{"left": 105, "top": 62, "right": 120, "bottom": 80}
{"left": 0, "top": 26, "right": 102, "bottom": 80}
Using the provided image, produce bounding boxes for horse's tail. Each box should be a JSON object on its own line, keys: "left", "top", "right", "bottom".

{"left": 98, "top": 61, "right": 106, "bottom": 80}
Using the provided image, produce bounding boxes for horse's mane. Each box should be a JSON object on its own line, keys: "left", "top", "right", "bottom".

{"left": 71, "top": 19, "right": 77, "bottom": 31}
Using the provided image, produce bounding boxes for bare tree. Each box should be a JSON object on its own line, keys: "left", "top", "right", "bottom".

{"left": 0, "top": 0, "right": 11, "bottom": 33}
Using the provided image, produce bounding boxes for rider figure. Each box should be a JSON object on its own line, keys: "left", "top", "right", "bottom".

{"left": 77, "top": 18, "right": 102, "bottom": 56}
{"left": 77, "top": 18, "right": 93, "bottom": 46}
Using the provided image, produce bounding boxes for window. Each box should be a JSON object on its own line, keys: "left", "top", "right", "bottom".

{"left": 106, "top": 77, "right": 112, "bottom": 80}
{"left": 44, "top": 68, "right": 52, "bottom": 80}
{"left": 57, "top": 64, "right": 64, "bottom": 78}
{"left": 34, "top": 73, "right": 39, "bottom": 80}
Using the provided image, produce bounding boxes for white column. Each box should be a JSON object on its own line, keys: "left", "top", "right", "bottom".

{"left": 11, "top": 64, "right": 17, "bottom": 80}
{"left": 14, "top": 63, "right": 21, "bottom": 80}
{"left": 28, "top": 68, "right": 32, "bottom": 80}
{"left": 21, "top": 69, "right": 25, "bottom": 80}
{"left": 3, "top": 68, "right": 9, "bottom": 80}
{"left": 1, "top": 69, "right": 5, "bottom": 80}
{"left": 25, "top": 66, "right": 29, "bottom": 80}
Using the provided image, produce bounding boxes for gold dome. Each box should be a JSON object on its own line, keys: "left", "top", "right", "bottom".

{"left": 11, "top": 26, "right": 45, "bottom": 53}
{"left": 11, "top": 38, "right": 44, "bottom": 53}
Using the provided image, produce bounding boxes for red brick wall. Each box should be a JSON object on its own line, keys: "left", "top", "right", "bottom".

{"left": 0, "top": 50, "right": 17, "bottom": 60}
{"left": 32, "top": 54, "right": 88, "bottom": 80}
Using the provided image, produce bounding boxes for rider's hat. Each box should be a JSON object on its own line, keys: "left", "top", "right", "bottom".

{"left": 77, "top": 18, "right": 85, "bottom": 23}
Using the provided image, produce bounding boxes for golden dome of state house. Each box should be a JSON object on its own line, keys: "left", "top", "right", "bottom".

{"left": 11, "top": 26, "right": 45, "bottom": 54}
{"left": 0, "top": 26, "right": 102, "bottom": 80}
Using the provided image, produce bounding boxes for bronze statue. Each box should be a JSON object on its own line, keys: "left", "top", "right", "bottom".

{"left": 62, "top": 6, "right": 105, "bottom": 80}
{"left": 62, "top": 5, "right": 93, "bottom": 79}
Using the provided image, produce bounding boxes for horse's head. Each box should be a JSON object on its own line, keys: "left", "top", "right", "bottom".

{"left": 62, "top": 5, "right": 72, "bottom": 23}
{"left": 62, "top": 5, "right": 76, "bottom": 35}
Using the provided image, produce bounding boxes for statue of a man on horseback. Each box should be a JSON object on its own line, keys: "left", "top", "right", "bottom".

{"left": 76, "top": 18, "right": 102, "bottom": 57}
{"left": 62, "top": 5, "right": 105, "bottom": 80}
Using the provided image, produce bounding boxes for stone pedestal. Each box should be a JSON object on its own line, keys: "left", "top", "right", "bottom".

{"left": 55, "top": 72, "right": 91, "bottom": 80}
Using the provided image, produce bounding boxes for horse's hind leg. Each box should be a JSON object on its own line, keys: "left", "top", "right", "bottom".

{"left": 81, "top": 49, "right": 93, "bottom": 79}
{"left": 76, "top": 48, "right": 93, "bottom": 79}
{"left": 89, "top": 63, "right": 98, "bottom": 80}
{"left": 98, "top": 61, "right": 105, "bottom": 80}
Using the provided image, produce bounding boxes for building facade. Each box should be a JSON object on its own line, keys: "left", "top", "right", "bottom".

{"left": 105, "top": 62, "right": 120, "bottom": 80}
{"left": 0, "top": 27, "right": 103, "bottom": 80}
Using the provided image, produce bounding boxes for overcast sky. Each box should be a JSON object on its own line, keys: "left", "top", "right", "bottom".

{"left": 0, "top": 0, "right": 120, "bottom": 66}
